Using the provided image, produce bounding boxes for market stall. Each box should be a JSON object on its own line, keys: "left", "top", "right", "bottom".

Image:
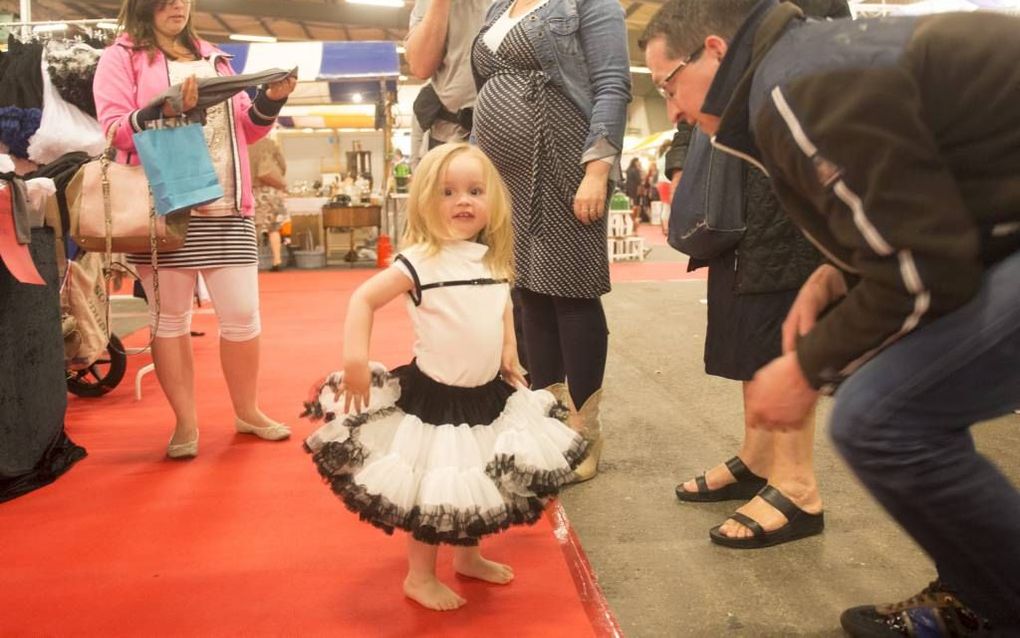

{"left": 220, "top": 40, "right": 400, "bottom": 266}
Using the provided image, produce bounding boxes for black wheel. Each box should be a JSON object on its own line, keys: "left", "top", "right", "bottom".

{"left": 67, "top": 334, "right": 128, "bottom": 398}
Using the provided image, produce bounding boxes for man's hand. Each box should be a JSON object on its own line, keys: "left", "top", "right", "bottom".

{"left": 746, "top": 351, "right": 819, "bottom": 431}
{"left": 782, "top": 264, "right": 848, "bottom": 353}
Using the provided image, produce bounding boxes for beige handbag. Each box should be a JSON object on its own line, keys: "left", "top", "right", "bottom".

{"left": 69, "top": 127, "right": 189, "bottom": 254}
{"left": 67, "top": 125, "right": 182, "bottom": 354}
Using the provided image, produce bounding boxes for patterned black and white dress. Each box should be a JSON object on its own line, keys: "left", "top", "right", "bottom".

{"left": 473, "top": 20, "right": 610, "bottom": 299}
{"left": 302, "top": 241, "right": 588, "bottom": 545}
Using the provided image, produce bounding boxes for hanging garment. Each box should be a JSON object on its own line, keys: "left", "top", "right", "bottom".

{"left": 44, "top": 39, "right": 101, "bottom": 118}
{"left": 0, "top": 36, "right": 45, "bottom": 109}
{"left": 28, "top": 44, "right": 105, "bottom": 165}
{"left": 0, "top": 225, "right": 87, "bottom": 503}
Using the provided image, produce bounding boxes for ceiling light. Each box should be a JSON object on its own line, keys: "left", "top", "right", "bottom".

{"left": 229, "top": 34, "right": 278, "bottom": 43}
{"left": 96, "top": 22, "right": 119, "bottom": 30}
{"left": 351, "top": 93, "right": 364, "bottom": 103}
{"left": 395, "top": 45, "right": 406, "bottom": 54}
{"left": 629, "top": 66, "right": 652, "bottom": 74}
{"left": 33, "top": 23, "right": 68, "bottom": 33}
{"left": 346, "top": 0, "right": 406, "bottom": 7}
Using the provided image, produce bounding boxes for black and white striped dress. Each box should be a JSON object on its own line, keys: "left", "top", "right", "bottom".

{"left": 473, "top": 20, "right": 610, "bottom": 299}
{"left": 126, "top": 59, "right": 257, "bottom": 269}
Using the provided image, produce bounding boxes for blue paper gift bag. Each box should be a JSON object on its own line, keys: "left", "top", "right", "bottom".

{"left": 133, "top": 123, "right": 224, "bottom": 216}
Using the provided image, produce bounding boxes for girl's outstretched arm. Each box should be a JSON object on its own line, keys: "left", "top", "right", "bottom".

{"left": 500, "top": 298, "right": 527, "bottom": 389}
{"left": 341, "top": 268, "right": 414, "bottom": 413}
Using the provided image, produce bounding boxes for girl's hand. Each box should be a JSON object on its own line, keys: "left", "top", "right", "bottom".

{"left": 573, "top": 161, "right": 610, "bottom": 225}
{"left": 265, "top": 76, "right": 297, "bottom": 101}
{"left": 500, "top": 346, "right": 528, "bottom": 389}
{"left": 339, "top": 362, "right": 371, "bottom": 413}
{"left": 163, "top": 75, "right": 198, "bottom": 117}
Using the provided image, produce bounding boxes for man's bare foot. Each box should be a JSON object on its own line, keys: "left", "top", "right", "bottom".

{"left": 453, "top": 552, "right": 514, "bottom": 584}
{"left": 403, "top": 575, "right": 466, "bottom": 611}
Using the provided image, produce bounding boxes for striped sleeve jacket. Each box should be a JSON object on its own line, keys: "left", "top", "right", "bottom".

{"left": 709, "top": 0, "right": 1020, "bottom": 392}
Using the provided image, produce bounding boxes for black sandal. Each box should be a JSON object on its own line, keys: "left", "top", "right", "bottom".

{"left": 709, "top": 485, "right": 824, "bottom": 549}
{"left": 674, "top": 456, "right": 767, "bottom": 503}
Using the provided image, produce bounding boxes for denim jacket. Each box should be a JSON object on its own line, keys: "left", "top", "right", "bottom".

{"left": 476, "top": 0, "right": 631, "bottom": 167}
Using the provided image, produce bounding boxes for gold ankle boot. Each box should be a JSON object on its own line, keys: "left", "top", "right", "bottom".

{"left": 569, "top": 389, "right": 603, "bottom": 483}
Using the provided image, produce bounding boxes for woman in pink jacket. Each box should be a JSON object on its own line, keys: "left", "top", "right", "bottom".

{"left": 94, "top": 0, "right": 297, "bottom": 459}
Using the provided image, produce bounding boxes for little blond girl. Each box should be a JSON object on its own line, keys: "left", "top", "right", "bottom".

{"left": 302, "top": 143, "right": 588, "bottom": 611}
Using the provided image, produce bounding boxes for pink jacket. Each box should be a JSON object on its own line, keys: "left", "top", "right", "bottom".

{"left": 93, "top": 34, "right": 274, "bottom": 216}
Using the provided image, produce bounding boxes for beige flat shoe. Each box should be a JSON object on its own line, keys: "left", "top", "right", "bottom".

{"left": 235, "top": 417, "right": 291, "bottom": 441}
{"left": 167, "top": 432, "right": 199, "bottom": 459}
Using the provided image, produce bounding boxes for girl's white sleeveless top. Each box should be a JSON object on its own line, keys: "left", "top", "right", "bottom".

{"left": 393, "top": 241, "right": 510, "bottom": 387}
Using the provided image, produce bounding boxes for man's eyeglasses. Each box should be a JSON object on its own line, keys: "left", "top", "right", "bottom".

{"left": 656, "top": 44, "right": 705, "bottom": 100}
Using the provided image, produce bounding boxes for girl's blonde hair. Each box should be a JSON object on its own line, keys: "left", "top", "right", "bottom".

{"left": 402, "top": 144, "right": 514, "bottom": 279}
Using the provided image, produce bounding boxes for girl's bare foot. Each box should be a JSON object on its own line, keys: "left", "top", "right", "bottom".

{"left": 403, "top": 574, "right": 466, "bottom": 611}
{"left": 453, "top": 549, "right": 514, "bottom": 584}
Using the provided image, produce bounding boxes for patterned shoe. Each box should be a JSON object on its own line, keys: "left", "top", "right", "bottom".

{"left": 840, "top": 580, "right": 994, "bottom": 637}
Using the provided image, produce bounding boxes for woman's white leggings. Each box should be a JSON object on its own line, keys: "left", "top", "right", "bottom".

{"left": 136, "top": 264, "right": 261, "bottom": 341}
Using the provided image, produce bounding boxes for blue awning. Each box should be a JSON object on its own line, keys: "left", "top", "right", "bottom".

{"left": 219, "top": 41, "right": 399, "bottom": 103}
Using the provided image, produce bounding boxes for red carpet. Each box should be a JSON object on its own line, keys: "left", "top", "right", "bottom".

{"left": 1, "top": 269, "right": 619, "bottom": 637}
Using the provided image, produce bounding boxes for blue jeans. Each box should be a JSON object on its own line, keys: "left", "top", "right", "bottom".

{"left": 830, "top": 249, "right": 1020, "bottom": 629}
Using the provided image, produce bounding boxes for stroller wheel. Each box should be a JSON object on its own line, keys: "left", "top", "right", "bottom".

{"left": 67, "top": 334, "right": 128, "bottom": 398}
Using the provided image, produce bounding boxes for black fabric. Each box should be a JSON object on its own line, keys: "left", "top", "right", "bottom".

{"left": 413, "top": 83, "right": 474, "bottom": 135}
{"left": 27, "top": 152, "right": 91, "bottom": 235}
{"left": 664, "top": 123, "right": 692, "bottom": 181}
{"left": 0, "top": 37, "right": 45, "bottom": 109}
{"left": 792, "top": 0, "right": 852, "bottom": 19}
{"left": 515, "top": 288, "right": 607, "bottom": 408}
{"left": 625, "top": 163, "right": 642, "bottom": 200}
{"left": 734, "top": 167, "right": 820, "bottom": 294}
{"left": 511, "top": 287, "right": 530, "bottom": 383}
{"left": 0, "top": 39, "right": 45, "bottom": 158}
{"left": 0, "top": 432, "right": 86, "bottom": 503}
{"left": 391, "top": 361, "right": 514, "bottom": 426}
{"left": 0, "top": 228, "right": 86, "bottom": 502}
{"left": 704, "top": 249, "right": 797, "bottom": 381}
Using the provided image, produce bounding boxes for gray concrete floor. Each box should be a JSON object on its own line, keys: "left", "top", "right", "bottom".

{"left": 559, "top": 274, "right": 1020, "bottom": 637}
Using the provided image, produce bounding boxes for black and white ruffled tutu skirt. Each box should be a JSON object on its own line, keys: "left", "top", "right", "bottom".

{"left": 302, "top": 361, "right": 589, "bottom": 546}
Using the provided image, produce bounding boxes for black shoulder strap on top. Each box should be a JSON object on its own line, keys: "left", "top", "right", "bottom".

{"left": 394, "top": 254, "right": 423, "bottom": 306}
{"left": 395, "top": 254, "right": 509, "bottom": 305}
{"left": 420, "top": 278, "right": 510, "bottom": 291}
